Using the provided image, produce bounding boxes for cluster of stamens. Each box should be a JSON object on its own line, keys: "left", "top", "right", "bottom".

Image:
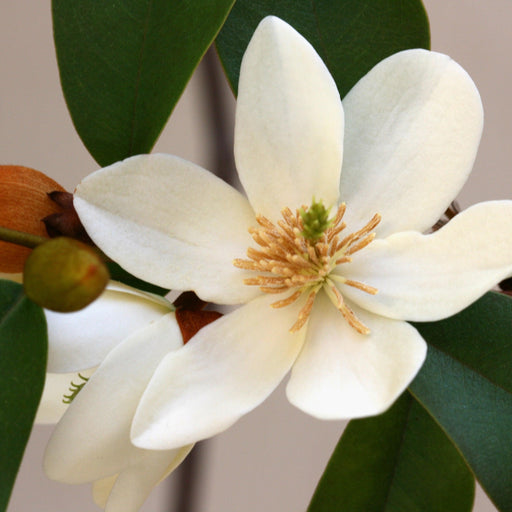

{"left": 233, "top": 202, "right": 381, "bottom": 334}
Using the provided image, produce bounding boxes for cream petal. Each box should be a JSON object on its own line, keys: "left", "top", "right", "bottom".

{"left": 101, "top": 445, "right": 193, "bottom": 512}
{"left": 132, "top": 294, "right": 306, "bottom": 450}
{"left": 74, "top": 154, "right": 259, "bottom": 304}
{"left": 93, "top": 475, "right": 118, "bottom": 509}
{"left": 340, "top": 49, "right": 483, "bottom": 237}
{"left": 103, "top": 281, "right": 171, "bottom": 307}
{"left": 287, "top": 294, "right": 426, "bottom": 419}
{"left": 44, "top": 313, "right": 182, "bottom": 484}
{"left": 93, "top": 445, "right": 191, "bottom": 510}
{"left": 234, "top": 16, "right": 343, "bottom": 221}
{"left": 35, "top": 373, "right": 70, "bottom": 424}
{"left": 46, "top": 282, "right": 172, "bottom": 373}
{"left": 341, "top": 201, "right": 512, "bottom": 321}
{"left": 35, "top": 369, "right": 94, "bottom": 424}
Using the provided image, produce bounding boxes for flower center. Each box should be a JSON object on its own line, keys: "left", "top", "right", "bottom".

{"left": 233, "top": 201, "right": 381, "bottom": 334}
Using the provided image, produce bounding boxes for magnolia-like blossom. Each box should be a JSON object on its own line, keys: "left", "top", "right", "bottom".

{"left": 38, "top": 282, "right": 192, "bottom": 512}
{"left": 74, "top": 16, "right": 512, "bottom": 451}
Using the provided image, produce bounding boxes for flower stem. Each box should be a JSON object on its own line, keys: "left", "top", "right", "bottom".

{"left": 0, "top": 225, "right": 48, "bottom": 249}
{"left": 173, "top": 442, "right": 207, "bottom": 512}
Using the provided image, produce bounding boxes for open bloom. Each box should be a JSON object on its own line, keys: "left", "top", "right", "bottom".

{"left": 37, "top": 282, "right": 192, "bottom": 512}
{"left": 74, "top": 16, "right": 512, "bottom": 450}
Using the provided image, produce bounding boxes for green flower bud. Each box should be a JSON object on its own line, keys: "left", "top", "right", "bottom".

{"left": 23, "top": 237, "right": 109, "bottom": 312}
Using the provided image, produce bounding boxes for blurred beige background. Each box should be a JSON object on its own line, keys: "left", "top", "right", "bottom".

{"left": 2, "top": 1, "right": 510, "bottom": 511}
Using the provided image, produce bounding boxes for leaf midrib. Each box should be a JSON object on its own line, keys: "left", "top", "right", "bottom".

{"left": 381, "top": 395, "right": 413, "bottom": 511}
{"left": 128, "top": 0, "right": 154, "bottom": 156}
{"left": 0, "top": 288, "right": 25, "bottom": 335}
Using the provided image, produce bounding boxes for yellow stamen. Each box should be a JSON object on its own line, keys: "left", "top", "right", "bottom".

{"left": 233, "top": 202, "right": 380, "bottom": 333}
{"left": 290, "top": 289, "right": 318, "bottom": 332}
{"left": 271, "top": 289, "right": 303, "bottom": 308}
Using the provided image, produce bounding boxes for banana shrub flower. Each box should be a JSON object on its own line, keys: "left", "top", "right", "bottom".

{"left": 37, "top": 282, "right": 192, "bottom": 512}
{"left": 74, "top": 16, "right": 512, "bottom": 451}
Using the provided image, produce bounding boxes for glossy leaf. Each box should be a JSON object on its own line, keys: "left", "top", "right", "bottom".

{"left": 0, "top": 280, "right": 47, "bottom": 510}
{"left": 308, "top": 392, "right": 474, "bottom": 512}
{"left": 411, "top": 292, "right": 512, "bottom": 512}
{"left": 107, "top": 262, "right": 168, "bottom": 296}
{"left": 53, "top": 0, "right": 236, "bottom": 166}
{"left": 216, "top": 0, "right": 430, "bottom": 97}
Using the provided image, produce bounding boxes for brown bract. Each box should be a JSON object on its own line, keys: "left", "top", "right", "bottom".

{"left": 0, "top": 165, "right": 66, "bottom": 272}
{"left": 43, "top": 191, "right": 93, "bottom": 244}
{"left": 176, "top": 309, "right": 223, "bottom": 344}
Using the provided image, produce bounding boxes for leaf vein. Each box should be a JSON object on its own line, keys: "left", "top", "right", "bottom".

{"left": 128, "top": 0, "right": 154, "bottom": 155}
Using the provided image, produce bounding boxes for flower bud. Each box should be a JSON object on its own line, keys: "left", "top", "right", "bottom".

{"left": 23, "top": 237, "right": 109, "bottom": 312}
{"left": 0, "top": 165, "right": 66, "bottom": 272}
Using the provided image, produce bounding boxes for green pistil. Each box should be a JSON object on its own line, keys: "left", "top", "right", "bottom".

{"left": 300, "top": 199, "right": 333, "bottom": 241}
{"left": 62, "top": 373, "right": 89, "bottom": 404}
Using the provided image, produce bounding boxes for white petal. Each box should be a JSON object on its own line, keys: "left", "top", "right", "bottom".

{"left": 93, "top": 475, "right": 118, "bottom": 509}
{"left": 287, "top": 294, "right": 426, "bottom": 418}
{"left": 132, "top": 294, "right": 306, "bottom": 449}
{"left": 45, "top": 282, "right": 171, "bottom": 373}
{"left": 102, "top": 446, "right": 192, "bottom": 512}
{"left": 341, "top": 201, "right": 512, "bottom": 321}
{"left": 340, "top": 49, "right": 483, "bottom": 237}
{"left": 234, "top": 16, "right": 343, "bottom": 220}
{"left": 103, "top": 281, "right": 171, "bottom": 307}
{"left": 75, "top": 154, "right": 259, "bottom": 304}
{"left": 44, "top": 313, "right": 182, "bottom": 483}
{"left": 35, "top": 370, "right": 94, "bottom": 424}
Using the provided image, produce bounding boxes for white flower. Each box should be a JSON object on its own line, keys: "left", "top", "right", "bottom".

{"left": 38, "top": 282, "right": 192, "bottom": 512}
{"left": 74, "top": 16, "right": 512, "bottom": 451}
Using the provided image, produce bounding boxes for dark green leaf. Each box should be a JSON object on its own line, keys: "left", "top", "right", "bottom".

{"left": 216, "top": 0, "right": 430, "bottom": 98}
{"left": 107, "top": 261, "right": 168, "bottom": 296}
{"left": 0, "top": 280, "right": 47, "bottom": 510}
{"left": 411, "top": 292, "right": 512, "bottom": 512}
{"left": 308, "top": 392, "right": 474, "bottom": 512}
{"left": 53, "top": 0, "right": 236, "bottom": 166}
